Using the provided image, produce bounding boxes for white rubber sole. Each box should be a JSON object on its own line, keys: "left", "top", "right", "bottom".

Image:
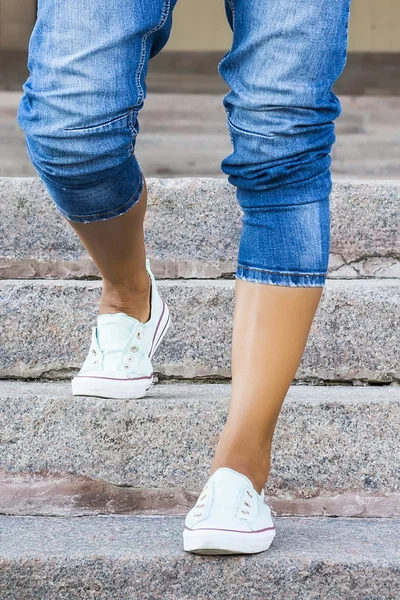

{"left": 183, "top": 526, "right": 276, "bottom": 555}
{"left": 71, "top": 374, "right": 154, "bottom": 399}
{"left": 71, "top": 302, "right": 170, "bottom": 399}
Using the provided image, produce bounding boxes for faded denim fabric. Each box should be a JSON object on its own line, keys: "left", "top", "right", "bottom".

{"left": 18, "top": 0, "right": 351, "bottom": 287}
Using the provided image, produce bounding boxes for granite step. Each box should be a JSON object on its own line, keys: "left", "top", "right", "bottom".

{"left": 332, "top": 159, "right": 400, "bottom": 178}
{"left": 1, "top": 515, "right": 399, "bottom": 600}
{"left": 332, "top": 132, "right": 400, "bottom": 161}
{"left": 0, "top": 178, "right": 399, "bottom": 280}
{"left": 1, "top": 381, "right": 399, "bottom": 518}
{"left": 0, "top": 278, "right": 398, "bottom": 382}
{"left": 2, "top": 127, "right": 400, "bottom": 179}
{"left": 110, "top": 93, "right": 372, "bottom": 135}
{"left": 137, "top": 132, "right": 400, "bottom": 179}
{"left": 338, "top": 96, "right": 400, "bottom": 126}
{"left": 138, "top": 135, "right": 400, "bottom": 179}
{"left": 0, "top": 91, "right": 378, "bottom": 134}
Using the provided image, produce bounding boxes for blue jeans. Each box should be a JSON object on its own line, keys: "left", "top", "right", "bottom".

{"left": 17, "top": 0, "right": 351, "bottom": 287}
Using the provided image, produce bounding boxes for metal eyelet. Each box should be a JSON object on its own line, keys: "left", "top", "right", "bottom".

{"left": 123, "top": 364, "right": 130, "bottom": 370}
{"left": 247, "top": 491, "right": 253, "bottom": 498}
{"left": 194, "top": 513, "right": 202, "bottom": 517}
{"left": 127, "top": 356, "right": 134, "bottom": 362}
{"left": 92, "top": 360, "right": 98, "bottom": 365}
{"left": 241, "top": 510, "right": 249, "bottom": 515}
{"left": 91, "top": 349, "right": 97, "bottom": 356}
{"left": 130, "top": 345, "right": 138, "bottom": 353}
{"left": 197, "top": 503, "right": 204, "bottom": 508}
{"left": 136, "top": 331, "right": 142, "bottom": 339}
{"left": 244, "top": 501, "right": 251, "bottom": 508}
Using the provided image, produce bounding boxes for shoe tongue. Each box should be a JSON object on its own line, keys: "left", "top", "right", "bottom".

{"left": 96, "top": 312, "right": 138, "bottom": 352}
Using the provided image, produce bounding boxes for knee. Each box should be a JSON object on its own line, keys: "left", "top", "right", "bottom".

{"left": 221, "top": 94, "right": 341, "bottom": 205}
{"left": 17, "top": 92, "right": 137, "bottom": 183}
{"left": 17, "top": 93, "right": 143, "bottom": 223}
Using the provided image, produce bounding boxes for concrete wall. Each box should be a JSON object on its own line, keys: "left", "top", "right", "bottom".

{"left": 168, "top": 0, "right": 400, "bottom": 52}
{"left": 1, "top": 0, "right": 400, "bottom": 53}
{"left": 0, "top": 0, "right": 36, "bottom": 50}
{"left": 167, "top": 0, "right": 400, "bottom": 53}
{"left": 348, "top": 0, "right": 400, "bottom": 52}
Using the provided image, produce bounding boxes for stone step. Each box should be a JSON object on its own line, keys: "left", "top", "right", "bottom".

{"left": 332, "top": 133, "right": 400, "bottom": 161}
{"left": 139, "top": 93, "right": 400, "bottom": 130}
{"left": 2, "top": 93, "right": 400, "bottom": 179}
{"left": 138, "top": 135, "right": 400, "bottom": 179}
{"left": 339, "top": 96, "right": 400, "bottom": 126}
{"left": 137, "top": 133, "right": 228, "bottom": 178}
{"left": 130, "top": 93, "right": 373, "bottom": 135}
{"left": 0, "top": 178, "right": 399, "bottom": 280}
{"left": 0, "top": 279, "right": 398, "bottom": 382}
{"left": 3, "top": 127, "right": 400, "bottom": 179}
{"left": 1, "top": 381, "right": 399, "bottom": 517}
{"left": 3, "top": 91, "right": 398, "bottom": 133}
{"left": 3, "top": 141, "right": 400, "bottom": 179}
{"left": 332, "top": 159, "right": 400, "bottom": 178}
{"left": 138, "top": 131, "right": 400, "bottom": 165}
{"left": 0, "top": 91, "right": 374, "bottom": 134}
{"left": 1, "top": 515, "right": 399, "bottom": 599}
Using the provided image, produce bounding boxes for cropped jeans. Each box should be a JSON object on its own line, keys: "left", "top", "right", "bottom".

{"left": 17, "top": 0, "right": 351, "bottom": 287}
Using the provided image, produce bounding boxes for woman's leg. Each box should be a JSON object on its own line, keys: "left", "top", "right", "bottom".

{"left": 210, "top": 0, "right": 352, "bottom": 492}
{"left": 184, "top": 0, "right": 351, "bottom": 555}
{"left": 18, "top": 0, "right": 178, "bottom": 398}
{"left": 211, "top": 282, "right": 322, "bottom": 492}
{"left": 68, "top": 183, "right": 151, "bottom": 323}
{"left": 17, "top": 1, "right": 179, "bottom": 323}
{"left": 17, "top": 0, "right": 180, "bottom": 324}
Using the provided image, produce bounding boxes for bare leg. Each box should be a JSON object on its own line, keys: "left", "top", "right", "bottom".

{"left": 210, "top": 279, "right": 323, "bottom": 493}
{"left": 67, "top": 180, "right": 150, "bottom": 323}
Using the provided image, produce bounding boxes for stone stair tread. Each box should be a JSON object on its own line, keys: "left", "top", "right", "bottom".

{"left": 1, "top": 381, "right": 399, "bottom": 516}
{"left": 332, "top": 160, "right": 400, "bottom": 176}
{"left": 1, "top": 278, "right": 399, "bottom": 381}
{"left": 0, "top": 178, "right": 399, "bottom": 280}
{"left": 1, "top": 515, "right": 399, "bottom": 599}
{"left": 2, "top": 377, "right": 399, "bottom": 401}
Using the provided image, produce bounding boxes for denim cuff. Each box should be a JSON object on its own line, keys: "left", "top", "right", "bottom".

{"left": 235, "top": 170, "right": 333, "bottom": 210}
{"left": 29, "top": 152, "right": 144, "bottom": 223}
{"left": 236, "top": 265, "right": 327, "bottom": 287}
{"left": 236, "top": 191, "right": 330, "bottom": 288}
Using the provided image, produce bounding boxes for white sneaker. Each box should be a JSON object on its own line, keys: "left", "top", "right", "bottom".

{"left": 183, "top": 467, "right": 276, "bottom": 555}
{"left": 71, "top": 259, "right": 170, "bottom": 399}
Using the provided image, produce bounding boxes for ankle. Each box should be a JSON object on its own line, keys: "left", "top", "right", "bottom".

{"left": 211, "top": 428, "right": 272, "bottom": 494}
{"left": 100, "top": 273, "right": 151, "bottom": 323}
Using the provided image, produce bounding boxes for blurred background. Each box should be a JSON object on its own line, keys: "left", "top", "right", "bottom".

{"left": 0, "top": 0, "right": 399, "bottom": 179}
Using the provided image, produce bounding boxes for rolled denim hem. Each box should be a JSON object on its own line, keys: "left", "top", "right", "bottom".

{"left": 235, "top": 171, "right": 332, "bottom": 209}
{"left": 32, "top": 154, "right": 144, "bottom": 223}
{"left": 236, "top": 265, "right": 327, "bottom": 287}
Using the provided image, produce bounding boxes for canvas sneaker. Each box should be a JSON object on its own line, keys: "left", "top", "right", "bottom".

{"left": 71, "top": 259, "right": 170, "bottom": 399}
{"left": 183, "top": 467, "right": 276, "bottom": 555}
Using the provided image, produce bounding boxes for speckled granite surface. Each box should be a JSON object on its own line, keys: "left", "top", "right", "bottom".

{"left": 0, "top": 279, "right": 399, "bottom": 381}
{"left": 0, "top": 382, "right": 399, "bottom": 511}
{"left": 0, "top": 178, "right": 399, "bottom": 279}
{"left": 1, "top": 516, "right": 399, "bottom": 599}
